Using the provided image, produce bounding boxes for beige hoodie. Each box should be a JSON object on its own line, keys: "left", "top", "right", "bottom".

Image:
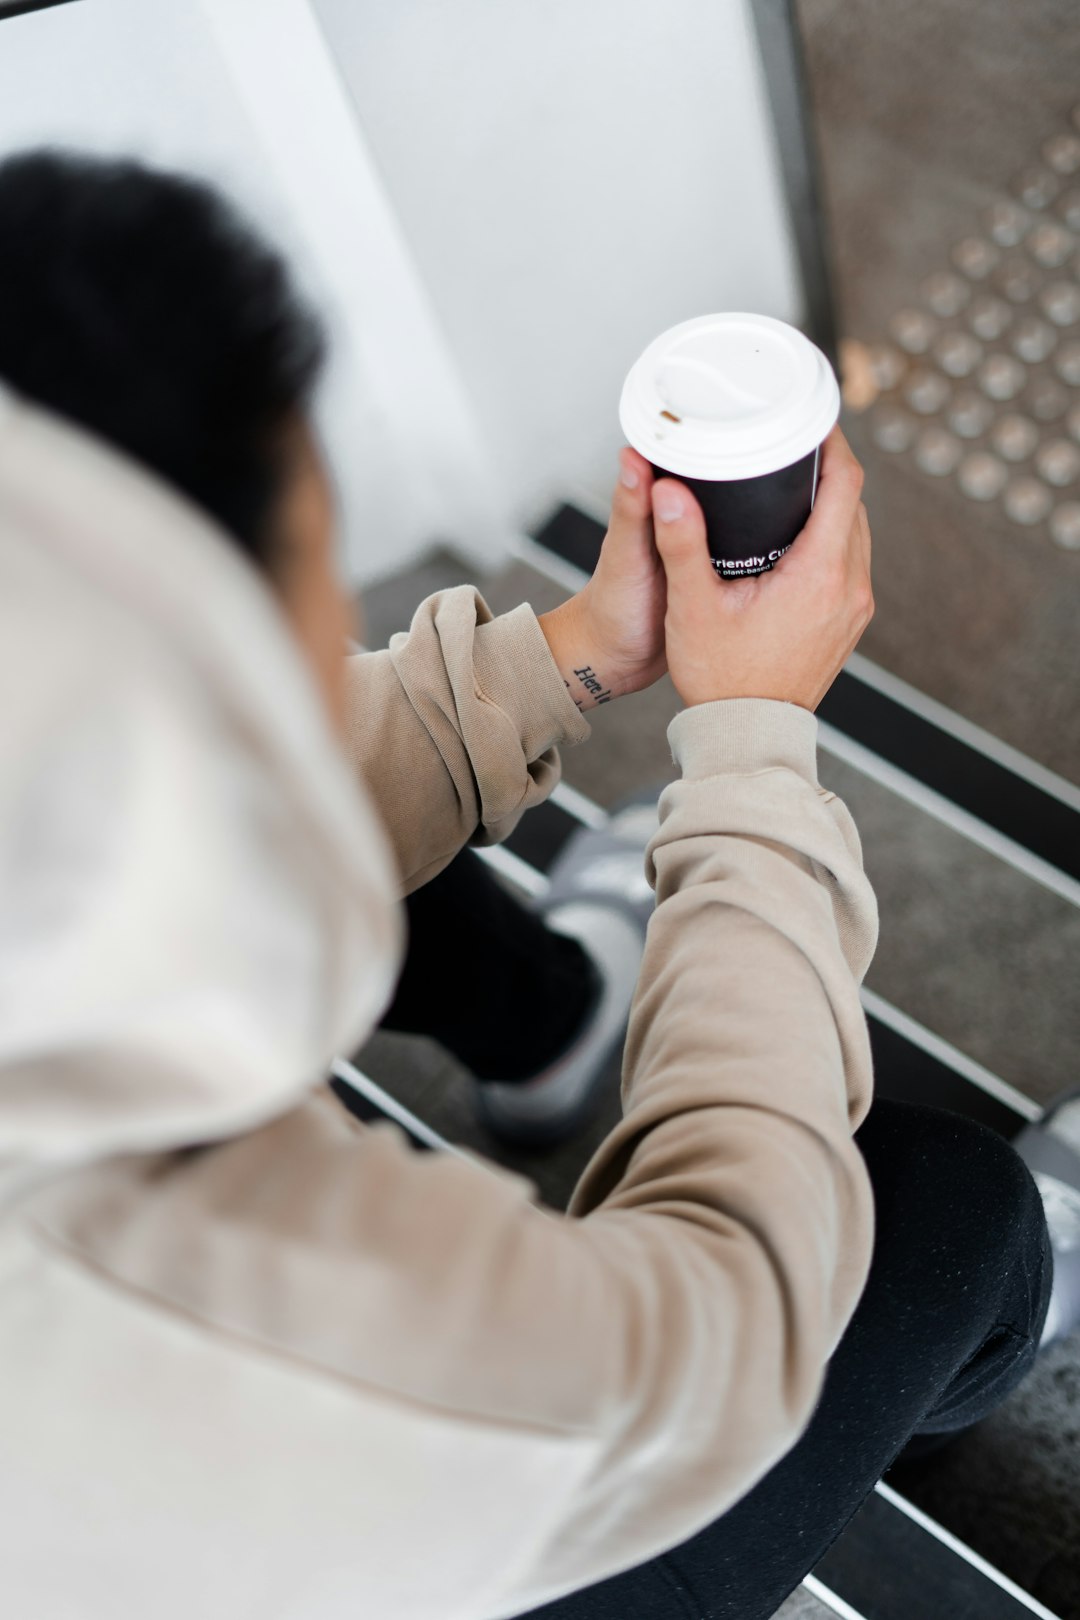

{"left": 0, "top": 388, "right": 878, "bottom": 1620}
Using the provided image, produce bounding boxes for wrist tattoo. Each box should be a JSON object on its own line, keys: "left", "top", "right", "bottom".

{"left": 570, "top": 664, "right": 612, "bottom": 707}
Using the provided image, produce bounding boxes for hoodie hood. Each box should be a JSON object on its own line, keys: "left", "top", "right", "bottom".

{"left": 0, "top": 386, "right": 403, "bottom": 1181}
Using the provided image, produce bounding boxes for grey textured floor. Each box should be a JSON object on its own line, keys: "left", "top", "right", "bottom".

{"left": 794, "top": 5, "right": 1080, "bottom": 1609}
{"left": 823, "top": 754, "right": 1080, "bottom": 1113}
{"left": 795, "top": 0, "right": 1080, "bottom": 785}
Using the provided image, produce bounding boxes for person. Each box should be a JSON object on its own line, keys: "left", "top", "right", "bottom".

{"left": 0, "top": 149, "right": 1063, "bottom": 1620}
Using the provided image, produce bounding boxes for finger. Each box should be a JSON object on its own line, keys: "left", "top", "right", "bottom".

{"left": 858, "top": 504, "right": 874, "bottom": 621}
{"left": 843, "top": 505, "right": 874, "bottom": 630}
{"left": 618, "top": 444, "right": 654, "bottom": 490}
{"left": 815, "top": 430, "right": 864, "bottom": 521}
{"left": 600, "top": 447, "right": 657, "bottom": 565}
{"left": 610, "top": 446, "right": 655, "bottom": 521}
{"left": 650, "top": 478, "right": 714, "bottom": 594}
{"left": 820, "top": 423, "right": 861, "bottom": 477}
{"left": 857, "top": 501, "right": 871, "bottom": 572}
{"left": 843, "top": 501, "right": 871, "bottom": 586}
{"left": 794, "top": 428, "right": 865, "bottom": 560}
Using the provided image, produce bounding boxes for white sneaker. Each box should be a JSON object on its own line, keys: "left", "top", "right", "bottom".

{"left": 474, "top": 902, "right": 644, "bottom": 1146}
{"left": 1016, "top": 1090, "right": 1080, "bottom": 1347}
{"left": 473, "top": 790, "right": 662, "bottom": 1148}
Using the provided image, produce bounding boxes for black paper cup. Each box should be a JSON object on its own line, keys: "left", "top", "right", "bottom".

{"left": 647, "top": 449, "right": 820, "bottom": 579}
{"left": 621, "top": 313, "right": 840, "bottom": 580}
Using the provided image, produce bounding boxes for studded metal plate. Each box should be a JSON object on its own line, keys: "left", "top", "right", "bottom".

{"left": 861, "top": 106, "right": 1080, "bottom": 552}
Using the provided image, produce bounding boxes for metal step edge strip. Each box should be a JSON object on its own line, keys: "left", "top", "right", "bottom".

{"left": 475, "top": 841, "right": 550, "bottom": 899}
{"left": 860, "top": 987, "right": 1040, "bottom": 1125}
{"left": 816, "top": 720, "right": 1080, "bottom": 912}
{"left": 843, "top": 651, "right": 1080, "bottom": 816}
{"left": 330, "top": 1057, "right": 471, "bottom": 1161}
{"left": 873, "top": 1482, "right": 1062, "bottom": 1620}
{"left": 802, "top": 1574, "right": 872, "bottom": 1620}
{"left": 549, "top": 778, "right": 609, "bottom": 828}
{"left": 510, "top": 530, "right": 593, "bottom": 594}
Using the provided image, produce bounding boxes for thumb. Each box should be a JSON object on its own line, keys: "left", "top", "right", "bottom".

{"left": 651, "top": 480, "right": 714, "bottom": 593}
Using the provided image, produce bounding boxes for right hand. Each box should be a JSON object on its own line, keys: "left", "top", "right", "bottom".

{"left": 651, "top": 426, "right": 874, "bottom": 712}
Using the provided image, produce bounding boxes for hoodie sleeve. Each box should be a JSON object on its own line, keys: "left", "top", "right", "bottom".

{"left": 28, "top": 697, "right": 878, "bottom": 1614}
{"left": 343, "top": 585, "right": 590, "bottom": 893}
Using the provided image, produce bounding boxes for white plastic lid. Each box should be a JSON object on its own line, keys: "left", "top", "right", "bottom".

{"left": 619, "top": 312, "right": 840, "bottom": 481}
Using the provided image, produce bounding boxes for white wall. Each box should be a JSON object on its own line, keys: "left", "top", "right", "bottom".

{"left": 313, "top": 0, "right": 803, "bottom": 534}
{"left": 0, "top": 0, "right": 508, "bottom": 584}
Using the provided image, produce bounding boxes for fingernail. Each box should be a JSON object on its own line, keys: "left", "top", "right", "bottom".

{"left": 619, "top": 462, "right": 639, "bottom": 489}
{"left": 655, "top": 490, "right": 683, "bottom": 522}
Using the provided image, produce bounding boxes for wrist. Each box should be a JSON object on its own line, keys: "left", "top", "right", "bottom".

{"left": 538, "top": 594, "right": 624, "bottom": 712}
{"left": 669, "top": 697, "right": 820, "bottom": 783}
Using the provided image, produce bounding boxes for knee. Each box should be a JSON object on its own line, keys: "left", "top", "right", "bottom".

{"left": 856, "top": 1100, "right": 1045, "bottom": 1266}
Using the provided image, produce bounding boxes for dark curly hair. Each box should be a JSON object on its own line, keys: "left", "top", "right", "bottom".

{"left": 0, "top": 148, "right": 327, "bottom": 568}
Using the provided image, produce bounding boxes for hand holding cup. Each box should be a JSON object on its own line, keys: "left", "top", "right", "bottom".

{"left": 652, "top": 426, "right": 874, "bottom": 712}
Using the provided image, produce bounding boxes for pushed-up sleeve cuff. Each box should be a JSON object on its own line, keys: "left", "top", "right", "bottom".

{"left": 669, "top": 697, "right": 820, "bottom": 785}
{"left": 473, "top": 602, "right": 592, "bottom": 760}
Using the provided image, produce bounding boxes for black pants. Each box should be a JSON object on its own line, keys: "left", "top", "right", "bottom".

{"left": 379, "top": 852, "right": 1053, "bottom": 1619}
{"left": 381, "top": 848, "right": 598, "bottom": 1082}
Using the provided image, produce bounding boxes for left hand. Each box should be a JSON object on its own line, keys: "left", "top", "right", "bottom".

{"left": 538, "top": 447, "right": 666, "bottom": 711}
